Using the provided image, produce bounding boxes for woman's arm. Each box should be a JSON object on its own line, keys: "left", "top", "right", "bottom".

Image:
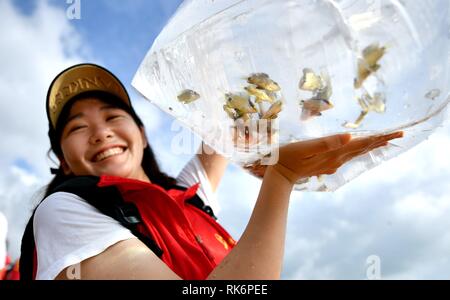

{"left": 196, "top": 142, "right": 228, "bottom": 192}
{"left": 206, "top": 165, "right": 293, "bottom": 279}
{"left": 55, "top": 238, "right": 181, "bottom": 280}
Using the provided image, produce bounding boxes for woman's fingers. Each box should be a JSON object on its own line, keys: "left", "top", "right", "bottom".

{"left": 274, "top": 131, "right": 403, "bottom": 184}
{"left": 280, "top": 133, "right": 351, "bottom": 160}
{"left": 317, "top": 131, "right": 403, "bottom": 170}
{"left": 339, "top": 141, "right": 388, "bottom": 166}
{"left": 331, "top": 132, "right": 403, "bottom": 167}
{"left": 381, "top": 131, "right": 404, "bottom": 140}
{"left": 339, "top": 131, "right": 403, "bottom": 154}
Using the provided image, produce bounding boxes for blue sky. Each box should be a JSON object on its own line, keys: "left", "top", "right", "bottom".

{"left": 12, "top": 0, "right": 183, "bottom": 106}
{"left": 1, "top": 0, "right": 450, "bottom": 280}
{"left": 43, "top": 0, "right": 182, "bottom": 81}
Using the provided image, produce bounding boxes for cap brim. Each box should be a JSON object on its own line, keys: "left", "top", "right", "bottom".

{"left": 47, "top": 63, "right": 130, "bottom": 129}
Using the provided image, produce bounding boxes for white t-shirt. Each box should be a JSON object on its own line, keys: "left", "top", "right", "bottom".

{"left": 0, "top": 212, "right": 7, "bottom": 270}
{"left": 33, "top": 155, "right": 219, "bottom": 280}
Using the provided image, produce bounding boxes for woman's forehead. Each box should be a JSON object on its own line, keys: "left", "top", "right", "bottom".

{"left": 68, "top": 97, "right": 121, "bottom": 115}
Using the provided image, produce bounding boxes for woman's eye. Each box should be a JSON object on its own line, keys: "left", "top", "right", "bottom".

{"left": 69, "top": 125, "right": 86, "bottom": 133}
{"left": 106, "top": 115, "right": 123, "bottom": 121}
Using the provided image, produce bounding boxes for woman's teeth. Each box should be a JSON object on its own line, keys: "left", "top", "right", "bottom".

{"left": 95, "top": 147, "right": 124, "bottom": 162}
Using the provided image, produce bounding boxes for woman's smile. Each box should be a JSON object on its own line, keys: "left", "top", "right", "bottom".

{"left": 92, "top": 146, "right": 127, "bottom": 162}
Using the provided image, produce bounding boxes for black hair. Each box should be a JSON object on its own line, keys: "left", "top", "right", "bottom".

{"left": 44, "top": 91, "right": 177, "bottom": 198}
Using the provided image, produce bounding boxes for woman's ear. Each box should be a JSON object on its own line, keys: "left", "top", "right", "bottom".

{"left": 140, "top": 126, "right": 148, "bottom": 148}
{"left": 59, "top": 157, "right": 72, "bottom": 175}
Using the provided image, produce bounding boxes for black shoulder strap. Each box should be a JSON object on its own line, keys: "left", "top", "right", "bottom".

{"left": 20, "top": 176, "right": 164, "bottom": 280}
{"left": 52, "top": 176, "right": 163, "bottom": 257}
{"left": 170, "top": 184, "right": 217, "bottom": 220}
{"left": 19, "top": 215, "right": 36, "bottom": 280}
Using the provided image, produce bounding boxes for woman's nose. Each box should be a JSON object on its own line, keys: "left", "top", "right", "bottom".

{"left": 89, "top": 125, "right": 114, "bottom": 144}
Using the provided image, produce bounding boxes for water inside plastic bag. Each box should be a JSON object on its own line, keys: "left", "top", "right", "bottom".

{"left": 133, "top": 0, "right": 450, "bottom": 191}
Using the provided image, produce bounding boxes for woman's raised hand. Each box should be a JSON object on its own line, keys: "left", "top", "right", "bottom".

{"left": 271, "top": 131, "right": 404, "bottom": 185}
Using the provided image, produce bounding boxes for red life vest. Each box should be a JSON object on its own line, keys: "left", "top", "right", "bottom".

{"left": 97, "top": 175, "right": 236, "bottom": 279}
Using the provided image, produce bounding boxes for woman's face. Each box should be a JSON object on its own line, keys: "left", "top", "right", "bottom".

{"left": 59, "top": 97, "right": 150, "bottom": 182}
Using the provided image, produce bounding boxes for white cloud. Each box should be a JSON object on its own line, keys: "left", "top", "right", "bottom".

{"left": 279, "top": 123, "right": 450, "bottom": 279}
{"left": 217, "top": 121, "right": 450, "bottom": 279}
{"left": 0, "top": 0, "right": 87, "bottom": 176}
{"left": 0, "top": 0, "right": 88, "bottom": 260}
{"left": 0, "top": 166, "right": 44, "bottom": 262}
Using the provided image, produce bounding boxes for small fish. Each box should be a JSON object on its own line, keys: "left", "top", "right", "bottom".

{"left": 299, "top": 68, "right": 323, "bottom": 91}
{"left": 343, "top": 110, "right": 369, "bottom": 129}
{"left": 343, "top": 92, "right": 385, "bottom": 129}
{"left": 247, "top": 73, "right": 281, "bottom": 92}
{"left": 300, "top": 99, "right": 334, "bottom": 120}
{"left": 360, "top": 92, "right": 386, "bottom": 113}
{"left": 225, "top": 93, "right": 258, "bottom": 114}
{"left": 314, "top": 71, "right": 333, "bottom": 101}
{"left": 177, "top": 89, "right": 200, "bottom": 104}
{"left": 244, "top": 85, "right": 275, "bottom": 103}
{"left": 425, "top": 89, "right": 441, "bottom": 100}
{"left": 354, "top": 43, "right": 386, "bottom": 89}
{"left": 363, "top": 43, "right": 386, "bottom": 65}
{"left": 262, "top": 101, "right": 283, "bottom": 119}
{"left": 317, "top": 185, "right": 330, "bottom": 192}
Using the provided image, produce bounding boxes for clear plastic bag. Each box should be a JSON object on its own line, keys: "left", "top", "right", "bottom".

{"left": 133, "top": 0, "right": 450, "bottom": 191}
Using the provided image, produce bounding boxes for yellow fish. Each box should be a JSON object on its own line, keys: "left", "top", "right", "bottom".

{"left": 247, "top": 73, "right": 281, "bottom": 92}
{"left": 299, "top": 68, "right": 323, "bottom": 91}
{"left": 425, "top": 89, "right": 441, "bottom": 100}
{"left": 354, "top": 43, "right": 386, "bottom": 89}
{"left": 177, "top": 89, "right": 200, "bottom": 104}
{"left": 225, "top": 93, "right": 258, "bottom": 114}
{"left": 300, "top": 99, "right": 334, "bottom": 120}
{"left": 262, "top": 101, "right": 283, "bottom": 119}
{"left": 343, "top": 111, "right": 369, "bottom": 129}
{"left": 314, "top": 72, "right": 332, "bottom": 101}
{"left": 354, "top": 92, "right": 386, "bottom": 114}
{"left": 343, "top": 92, "right": 386, "bottom": 129}
{"left": 244, "top": 85, "right": 275, "bottom": 103}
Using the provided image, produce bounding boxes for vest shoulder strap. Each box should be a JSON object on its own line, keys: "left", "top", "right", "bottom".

{"left": 52, "top": 176, "right": 164, "bottom": 257}
{"left": 169, "top": 184, "right": 217, "bottom": 220}
{"left": 20, "top": 176, "right": 163, "bottom": 280}
{"left": 19, "top": 216, "right": 35, "bottom": 280}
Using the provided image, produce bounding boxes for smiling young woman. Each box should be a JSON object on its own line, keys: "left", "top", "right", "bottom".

{"left": 19, "top": 64, "right": 403, "bottom": 280}
{"left": 59, "top": 98, "right": 150, "bottom": 182}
